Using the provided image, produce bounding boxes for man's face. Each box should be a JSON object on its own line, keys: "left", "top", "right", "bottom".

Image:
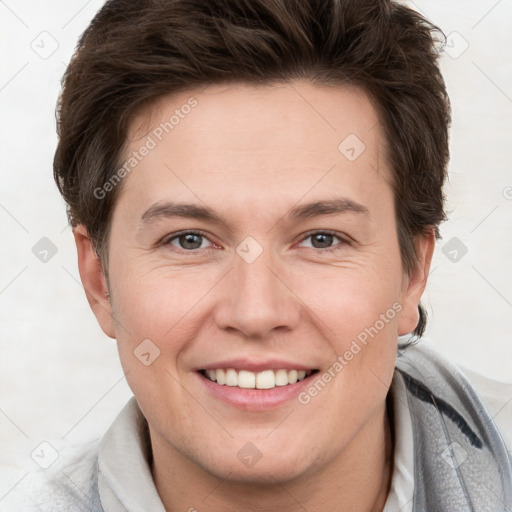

{"left": 80, "top": 81, "right": 429, "bottom": 483}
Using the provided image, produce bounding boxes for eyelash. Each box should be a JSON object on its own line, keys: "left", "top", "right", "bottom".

{"left": 162, "top": 229, "right": 350, "bottom": 253}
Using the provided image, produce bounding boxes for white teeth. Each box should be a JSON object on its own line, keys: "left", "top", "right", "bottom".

{"left": 216, "top": 369, "right": 226, "bottom": 385}
{"left": 225, "top": 368, "right": 238, "bottom": 387}
{"left": 204, "top": 368, "right": 312, "bottom": 389}
{"left": 287, "top": 370, "right": 298, "bottom": 384}
{"left": 256, "top": 370, "right": 275, "bottom": 389}
{"left": 238, "top": 370, "right": 256, "bottom": 389}
{"left": 275, "top": 369, "right": 289, "bottom": 386}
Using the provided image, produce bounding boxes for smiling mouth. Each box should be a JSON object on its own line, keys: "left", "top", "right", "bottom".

{"left": 198, "top": 368, "right": 320, "bottom": 390}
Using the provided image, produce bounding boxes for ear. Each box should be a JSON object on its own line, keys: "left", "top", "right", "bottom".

{"left": 73, "top": 225, "right": 116, "bottom": 339}
{"left": 398, "top": 230, "right": 436, "bottom": 336}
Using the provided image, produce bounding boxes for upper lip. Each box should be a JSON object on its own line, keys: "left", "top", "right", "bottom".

{"left": 196, "top": 358, "right": 317, "bottom": 372}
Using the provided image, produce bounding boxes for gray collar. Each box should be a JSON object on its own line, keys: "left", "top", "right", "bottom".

{"left": 396, "top": 341, "right": 512, "bottom": 511}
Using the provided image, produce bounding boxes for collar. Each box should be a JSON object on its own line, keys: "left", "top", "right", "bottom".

{"left": 98, "top": 397, "right": 166, "bottom": 512}
{"left": 382, "top": 371, "right": 415, "bottom": 512}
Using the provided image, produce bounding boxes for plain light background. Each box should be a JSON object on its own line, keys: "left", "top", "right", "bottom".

{"left": 1, "top": 0, "right": 511, "bottom": 501}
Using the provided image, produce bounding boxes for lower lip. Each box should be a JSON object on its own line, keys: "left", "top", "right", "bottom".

{"left": 197, "top": 371, "right": 317, "bottom": 411}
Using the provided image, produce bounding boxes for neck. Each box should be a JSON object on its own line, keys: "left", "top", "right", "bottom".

{"left": 151, "top": 401, "right": 393, "bottom": 512}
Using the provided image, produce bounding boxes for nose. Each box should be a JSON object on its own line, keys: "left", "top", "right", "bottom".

{"left": 213, "top": 243, "right": 301, "bottom": 339}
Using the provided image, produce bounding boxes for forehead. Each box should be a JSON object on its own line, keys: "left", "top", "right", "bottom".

{"left": 129, "top": 81, "right": 383, "bottom": 154}
{"left": 118, "top": 81, "right": 392, "bottom": 220}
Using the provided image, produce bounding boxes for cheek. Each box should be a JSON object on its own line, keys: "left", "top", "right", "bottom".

{"left": 108, "top": 269, "right": 199, "bottom": 431}
{"left": 109, "top": 259, "right": 221, "bottom": 339}
{"left": 108, "top": 263, "right": 222, "bottom": 407}
{"left": 299, "top": 257, "right": 403, "bottom": 341}
{"left": 296, "top": 258, "right": 402, "bottom": 397}
{"left": 304, "top": 281, "right": 399, "bottom": 439}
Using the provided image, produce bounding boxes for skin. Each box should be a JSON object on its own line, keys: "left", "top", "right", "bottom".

{"left": 75, "top": 81, "right": 434, "bottom": 511}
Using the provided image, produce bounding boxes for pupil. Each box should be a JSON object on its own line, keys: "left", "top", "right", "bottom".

{"left": 181, "top": 233, "right": 201, "bottom": 249}
{"left": 313, "top": 233, "right": 332, "bottom": 248}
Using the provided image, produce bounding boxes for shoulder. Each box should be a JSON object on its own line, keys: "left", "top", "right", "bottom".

{"left": 5, "top": 438, "right": 103, "bottom": 512}
{"left": 458, "top": 364, "right": 512, "bottom": 453}
{"left": 398, "top": 338, "right": 512, "bottom": 454}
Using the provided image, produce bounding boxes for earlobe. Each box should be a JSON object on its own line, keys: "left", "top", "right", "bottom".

{"left": 397, "top": 230, "right": 436, "bottom": 336}
{"left": 73, "top": 225, "right": 116, "bottom": 339}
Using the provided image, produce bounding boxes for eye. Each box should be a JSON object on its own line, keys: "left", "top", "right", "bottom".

{"left": 297, "top": 231, "right": 347, "bottom": 251}
{"left": 165, "top": 230, "right": 213, "bottom": 251}
{"left": 162, "top": 229, "right": 349, "bottom": 253}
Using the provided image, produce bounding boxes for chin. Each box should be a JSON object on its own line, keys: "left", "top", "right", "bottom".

{"left": 207, "top": 459, "right": 310, "bottom": 486}
{"left": 187, "top": 441, "right": 315, "bottom": 485}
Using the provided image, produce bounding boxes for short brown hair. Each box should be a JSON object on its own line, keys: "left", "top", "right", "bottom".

{"left": 54, "top": 0, "right": 451, "bottom": 337}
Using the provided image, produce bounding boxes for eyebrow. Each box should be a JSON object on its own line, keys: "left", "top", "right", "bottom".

{"left": 140, "top": 197, "right": 369, "bottom": 226}
{"left": 286, "top": 197, "right": 369, "bottom": 221}
{"left": 141, "top": 202, "right": 227, "bottom": 224}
